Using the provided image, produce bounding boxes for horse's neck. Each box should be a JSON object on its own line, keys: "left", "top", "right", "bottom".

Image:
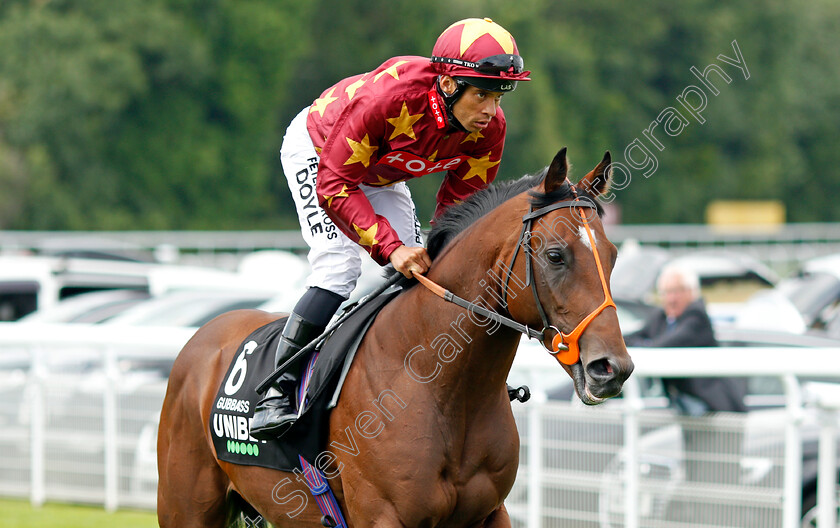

{"left": 380, "top": 199, "right": 526, "bottom": 396}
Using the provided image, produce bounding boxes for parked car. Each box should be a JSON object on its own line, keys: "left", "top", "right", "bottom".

{"left": 610, "top": 244, "right": 778, "bottom": 326}
{"left": 735, "top": 253, "right": 840, "bottom": 339}
{"left": 0, "top": 255, "right": 152, "bottom": 321}
{"left": 0, "top": 254, "right": 300, "bottom": 322}
{"left": 102, "top": 289, "right": 277, "bottom": 328}
{"left": 614, "top": 297, "right": 659, "bottom": 335}
{"left": 16, "top": 289, "right": 152, "bottom": 324}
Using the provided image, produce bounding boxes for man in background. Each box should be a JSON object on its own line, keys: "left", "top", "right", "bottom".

{"left": 626, "top": 264, "right": 747, "bottom": 489}
{"left": 626, "top": 263, "right": 747, "bottom": 415}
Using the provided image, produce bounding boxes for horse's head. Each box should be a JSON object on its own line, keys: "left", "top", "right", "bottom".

{"left": 506, "top": 148, "right": 634, "bottom": 404}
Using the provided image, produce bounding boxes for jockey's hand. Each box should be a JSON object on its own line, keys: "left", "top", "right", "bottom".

{"left": 389, "top": 245, "right": 431, "bottom": 279}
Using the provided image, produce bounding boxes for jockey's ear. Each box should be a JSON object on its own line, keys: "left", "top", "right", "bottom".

{"left": 438, "top": 75, "right": 457, "bottom": 96}
{"left": 578, "top": 151, "right": 612, "bottom": 198}
{"left": 543, "top": 147, "right": 568, "bottom": 194}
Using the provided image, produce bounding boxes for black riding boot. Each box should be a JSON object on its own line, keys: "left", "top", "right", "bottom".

{"left": 250, "top": 287, "right": 345, "bottom": 440}
{"left": 250, "top": 312, "right": 324, "bottom": 440}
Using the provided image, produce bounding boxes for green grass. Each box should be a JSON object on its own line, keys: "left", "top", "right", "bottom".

{"left": 0, "top": 498, "right": 158, "bottom": 527}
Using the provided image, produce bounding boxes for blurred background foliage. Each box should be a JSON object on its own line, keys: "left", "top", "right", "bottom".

{"left": 0, "top": 0, "right": 838, "bottom": 230}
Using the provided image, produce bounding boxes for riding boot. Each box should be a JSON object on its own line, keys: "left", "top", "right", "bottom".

{"left": 250, "top": 312, "right": 324, "bottom": 440}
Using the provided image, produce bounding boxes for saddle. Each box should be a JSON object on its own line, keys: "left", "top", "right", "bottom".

{"left": 209, "top": 289, "right": 401, "bottom": 471}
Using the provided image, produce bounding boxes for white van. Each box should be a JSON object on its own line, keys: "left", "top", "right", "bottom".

{"left": 0, "top": 255, "right": 155, "bottom": 320}
{"left": 0, "top": 254, "right": 292, "bottom": 321}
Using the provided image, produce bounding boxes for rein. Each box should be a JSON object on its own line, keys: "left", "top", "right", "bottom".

{"left": 414, "top": 189, "right": 615, "bottom": 366}
{"left": 412, "top": 273, "right": 545, "bottom": 341}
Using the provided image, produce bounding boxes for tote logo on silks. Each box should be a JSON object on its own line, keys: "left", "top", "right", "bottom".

{"left": 377, "top": 151, "right": 468, "bottom": 175}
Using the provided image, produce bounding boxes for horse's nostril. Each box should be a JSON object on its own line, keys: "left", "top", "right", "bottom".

{"left": 586, "top": 358, "right": 616, "bottom": 382}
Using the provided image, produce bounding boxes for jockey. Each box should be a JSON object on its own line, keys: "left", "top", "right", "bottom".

{"left": 250, "top": 18, "right": 531, "bottom": 440}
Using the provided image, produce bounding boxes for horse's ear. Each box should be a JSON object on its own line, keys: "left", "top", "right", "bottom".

{"left": 543, "top": 147, "right": 568, "bottom": 193}
{"left": 578, "top": 151, "right": 611, "bottom": 198}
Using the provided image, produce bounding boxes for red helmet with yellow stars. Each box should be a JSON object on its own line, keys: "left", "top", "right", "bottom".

{"left": 430, "top": 17, "right": 531, "bottom": 93}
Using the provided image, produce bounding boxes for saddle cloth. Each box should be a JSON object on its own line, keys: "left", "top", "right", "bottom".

{"left": 209, "top": 289, "right": 400, "bottom": 471}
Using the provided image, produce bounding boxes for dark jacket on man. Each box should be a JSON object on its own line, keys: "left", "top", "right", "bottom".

{"left": 625, "top": 298, "right": 747, "bottom": 414}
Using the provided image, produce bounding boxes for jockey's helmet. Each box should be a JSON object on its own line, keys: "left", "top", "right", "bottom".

{"left": 430, "top": 18, "right": 531, "bottom": 93}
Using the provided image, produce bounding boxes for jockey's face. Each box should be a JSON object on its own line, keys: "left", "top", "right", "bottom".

{"left": 440, "top": 76, "right": 504, "bottom": 133}
{"left": 453, "top": 86, "right": 504, "bottom": 133}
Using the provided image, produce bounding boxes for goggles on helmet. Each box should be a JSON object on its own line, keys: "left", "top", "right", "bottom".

{"left": 430, "top": 54, "right": 526, "bottom": 77}
{"left": 454, "top": 76, "right": 517, "bottom": 93}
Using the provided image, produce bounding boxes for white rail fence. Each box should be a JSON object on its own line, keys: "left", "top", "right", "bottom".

{"left": 508, "top": 348, "right": 840, "bottom": 528}
{"left": 0, "top": 324, "right": 838, "bottom": 527}
{"left": 4, "top": 224, "right": 840, "bottom": 272}
{"left": 0, "top": 324, "right": 195, "bottom": 511}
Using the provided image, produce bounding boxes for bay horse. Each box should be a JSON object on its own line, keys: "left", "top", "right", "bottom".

{"left": 157, "top": 148, "right": 634, "bottom": 527}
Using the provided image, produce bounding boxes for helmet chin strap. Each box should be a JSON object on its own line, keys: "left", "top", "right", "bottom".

{"left": 436, "top": 77, "right": 468, "bottom": 133}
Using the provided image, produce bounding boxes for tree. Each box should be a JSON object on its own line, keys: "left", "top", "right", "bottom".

{"left": 0, "top": 0, "right": 315, "bottom": 229}
{"left": 1, "top": 0, "right": 838, "bottom": 229}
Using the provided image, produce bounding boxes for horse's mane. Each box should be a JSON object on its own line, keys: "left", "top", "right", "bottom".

{"left": 382, "top": 167, "right": 604, "bottom": 285}
{"left": 426, "top": 169, "right": 604, "bottom": 259}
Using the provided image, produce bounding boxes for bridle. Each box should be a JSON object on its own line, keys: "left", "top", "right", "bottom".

{"left": 514, "top": 188, "right": 616, "bottom": 365}
{"left": 414, "top": 186, "right": 615, "bottom": 366}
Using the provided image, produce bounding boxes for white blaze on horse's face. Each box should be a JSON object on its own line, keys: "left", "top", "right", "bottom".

{"left": 578, "top": 226, "right": 595, "bottom": 251}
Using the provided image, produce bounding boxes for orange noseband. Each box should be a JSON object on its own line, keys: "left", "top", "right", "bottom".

{"left": 548, "top": 207, "right": 616, "bottom": 365}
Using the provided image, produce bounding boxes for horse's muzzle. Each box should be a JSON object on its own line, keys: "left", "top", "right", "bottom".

{"left": 576, "top": 355, "right": 634, "bottom": 404}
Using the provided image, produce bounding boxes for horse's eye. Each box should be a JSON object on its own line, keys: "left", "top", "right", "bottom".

{"left": 546, "top": 249, "right": 565, "bottom": 265}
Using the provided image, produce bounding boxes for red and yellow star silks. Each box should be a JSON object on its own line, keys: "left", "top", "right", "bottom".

{"left": 462, "top": 152, "right": 501, "bottom": 184}
{"left": 344, "top": 134, "right": 378, "bottom": 167}
{"left": 306, "top": 57, "right": 508, "bottom": 265}
{"left": 353, "top": 222, "right": 380, "bottom": 247}
{"left": 386, "top": 102, "right": 423, "bottom": 141}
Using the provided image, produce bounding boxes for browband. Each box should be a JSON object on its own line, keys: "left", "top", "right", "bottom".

{"left": 522, "top": 199, "right": 597, "bottom": 223}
